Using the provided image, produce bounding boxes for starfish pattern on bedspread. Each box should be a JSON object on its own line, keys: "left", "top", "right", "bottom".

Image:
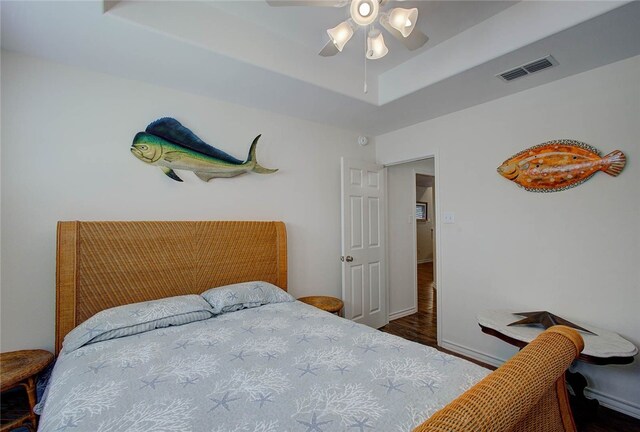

{"left": 209, "top": 391, "right": 240, "bottom": 412}
{"left": 297, "top": 412, "right": 332, "bottom": 432}
{"left": 38, "top": 301, "right": 490, "bottom": 432}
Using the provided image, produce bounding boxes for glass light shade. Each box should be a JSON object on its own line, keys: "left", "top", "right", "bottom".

{"left": 388, "top": 7, "right": 418, "bottom": 37}
{"left": 327, "top": 20, "right": 354, "bottom": 52}
{"left": 358, "top": 2, "right": 370, "bottom": 16}
{"left": 366, "top": 29, "right": 388, "bottom": 60}
{"left": 350, "top": 0, "right": 379, "bottom": 26}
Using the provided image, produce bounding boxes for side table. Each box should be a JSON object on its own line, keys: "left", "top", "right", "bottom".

{"left": 1, "top": 350, "right": 54, "bottom": 432}
{"left": 477, "top": 310, "right": 637, "bottom": 425}
{"left": 298, "top": 296, "right": 344, "bottom": 316}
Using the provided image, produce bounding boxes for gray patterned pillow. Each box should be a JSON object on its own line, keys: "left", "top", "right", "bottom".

{"left": 201, "top": 281, "right": 294, "bottom": 314}
{"left": 62, "top": 295, "right": 214, "bottom": 353}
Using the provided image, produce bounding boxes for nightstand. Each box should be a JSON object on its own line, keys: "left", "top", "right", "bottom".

{"left": 477, "top": 310, "right": 637, "bottom": 426}
{"left": 1, "top": 350, "right": 54, "bottom": 432}
{"left": 298, "top": 296, "right": 344, "bottom": 316}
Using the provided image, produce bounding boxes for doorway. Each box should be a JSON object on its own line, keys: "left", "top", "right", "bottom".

{"left": 380, "top": 157, "right": 439, "bottom": 348}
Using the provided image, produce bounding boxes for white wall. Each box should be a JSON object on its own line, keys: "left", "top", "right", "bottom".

{"left": 377, "top": 55, "right": 640, "bottom": 417}
{"left": 0, "top": 50, "right": 376, "bottom": 352}
{"left": 386, "top": 159, "right": 434, "bottom": 319}
{"left": 416, "top": 184, "right": 434, "bottom": 263}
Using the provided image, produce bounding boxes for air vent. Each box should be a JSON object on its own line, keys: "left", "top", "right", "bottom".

{"left": 523, "top": 57, "right": 554, "bottom": 73}
{"left": 499, "top": 68, "right": 528, "bottom": 81}
{"left": 497, "top": 55, "right": 558, "bottom": 82}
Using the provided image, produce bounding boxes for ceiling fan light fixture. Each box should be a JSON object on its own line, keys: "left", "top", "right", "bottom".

{"left": 388, "top": 7, "right": 418, "bottom": 37}
{"left": 358, "top": 2, "right": 371, "bottom": 17}
{"left": 366, "top": 29, "right": 388, "bottom": 60}
{"left": 350, "top": 0, "right": 379, "bottom": 26}
{"left": 327, "top": 20, "right": 355, "bottom": 52}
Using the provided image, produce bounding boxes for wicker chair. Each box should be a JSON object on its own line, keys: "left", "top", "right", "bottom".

{"left": 413, "top": 326, "right": 584, "bottom": 432}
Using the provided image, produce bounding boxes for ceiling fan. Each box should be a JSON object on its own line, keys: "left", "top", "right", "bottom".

{"left": 266, "top": 0, "right": 429, "bottom": 60}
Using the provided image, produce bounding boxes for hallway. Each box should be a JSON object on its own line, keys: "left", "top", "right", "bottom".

{"left": 380, "top": 262, "right": 437, "bottom": 347}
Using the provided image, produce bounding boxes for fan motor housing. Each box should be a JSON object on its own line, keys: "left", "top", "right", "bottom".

{"left": 350, "top": 0, "right": 379, "bottom": 26}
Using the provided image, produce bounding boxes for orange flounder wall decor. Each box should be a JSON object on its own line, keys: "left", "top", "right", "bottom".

{"left": 497, "top": 139, "right": 626, "bottom": 192}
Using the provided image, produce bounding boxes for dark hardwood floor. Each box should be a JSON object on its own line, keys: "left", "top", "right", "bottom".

{"left": 381, "top": 262, "right": 437, "bottom": 347}
{"left": 582, "top": 408, "right": 640, "bottom": 432}
{"left": 380, "top": 262, "right": 640, "bottom": 431}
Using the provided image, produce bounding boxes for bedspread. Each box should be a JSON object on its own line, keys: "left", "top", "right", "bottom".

{"left": 39, "top": 301, "right": 489, "bottom": 432}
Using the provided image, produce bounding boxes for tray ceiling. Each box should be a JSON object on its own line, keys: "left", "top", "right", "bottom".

{"left": 2, "top": 1, "right": 638, "bottom": 134}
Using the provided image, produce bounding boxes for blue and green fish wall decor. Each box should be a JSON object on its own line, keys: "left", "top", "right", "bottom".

{"left": 130, "top": 117, "right": 278, "bottom": 182}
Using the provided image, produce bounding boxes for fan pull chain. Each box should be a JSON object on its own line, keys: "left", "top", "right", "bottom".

{"left": 364, "top": 28, "right": 368, "bottom": 94}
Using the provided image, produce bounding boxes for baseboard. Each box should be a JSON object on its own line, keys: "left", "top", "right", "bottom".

{"left": 440, "top": 339, "right": 504, "bottom": 368}
{"left": 388, "top": 307, "right": 417, "bottom": 321}
{"left": 440, "top": 339, "right": 640, "bottom": 420}
{"left": 417, "top": 258, "right": 433, "bottom": 264}
{"left": 585, "top": 387, "right": 640, "bottom": 419}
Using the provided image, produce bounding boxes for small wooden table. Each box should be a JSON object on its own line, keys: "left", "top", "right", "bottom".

{"left": 477, "top": 310, "right": 637, "bottom": 424}
{"left": 1, "top": 350, "right": 54, "bottom": 432}
{"left": 298, "top": 296, "right": 344, "bottom": 315}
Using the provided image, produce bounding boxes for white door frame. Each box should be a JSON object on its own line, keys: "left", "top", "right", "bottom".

{"left": 413, "top": 168, "right": 435, "bottom": 321}
{"left": 383, "top": 152, "right": 442, "bottom": 346}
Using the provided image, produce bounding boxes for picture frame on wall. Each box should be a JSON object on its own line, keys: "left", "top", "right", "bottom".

{"left": 416, "top": 202, "right": 428, "bottom": 222}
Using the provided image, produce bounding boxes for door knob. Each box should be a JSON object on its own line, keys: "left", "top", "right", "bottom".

{"left": 345, "top": 256, "right": 354, "bottom": 262}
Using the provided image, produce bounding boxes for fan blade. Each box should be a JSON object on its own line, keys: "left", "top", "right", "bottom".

{"left": 266, "top": 0, "right": 348, "bottom": 7}
{"left": 380, "top": 16, "right": 429, "bottom": 51}
{"left": 318, "top": 40, "right": 340, "bottom": 57}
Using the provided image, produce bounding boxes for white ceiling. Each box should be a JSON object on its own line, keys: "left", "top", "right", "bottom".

{"left": 2, "top": 1, "right": 639, "bottom": 135}
{"left": 416, "top": 174, "right": 433, "bottom": 188}
{"left": 207, "top": 1, "right": 517, "bottom": 76}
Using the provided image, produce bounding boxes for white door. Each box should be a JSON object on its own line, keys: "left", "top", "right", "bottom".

{"left": 341, "top": 158, "right": 387, "bottom": 328}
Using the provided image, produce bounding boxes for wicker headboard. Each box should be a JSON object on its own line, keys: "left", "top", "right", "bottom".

{"left": 55, "top": 221, "right": 287, "bottom": 354}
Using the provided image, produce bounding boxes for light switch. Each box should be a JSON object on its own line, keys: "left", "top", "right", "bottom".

{"left": 443, "top": 212, "right": 455, "bottom": 224}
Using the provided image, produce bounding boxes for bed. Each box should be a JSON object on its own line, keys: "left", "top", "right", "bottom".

{"left": 39, "top": 221, "right": 584, "bottom": 432}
